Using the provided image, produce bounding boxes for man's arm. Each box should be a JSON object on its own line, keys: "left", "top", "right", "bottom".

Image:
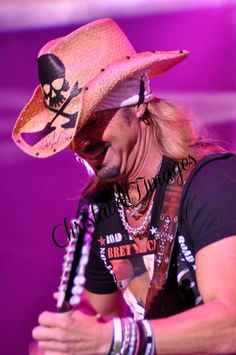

{"left": 83, "top": 289, "right": 128, "bottom": 317}
{"left": 150, "top": 235, "right": 236, "bottom": 354}
{"left": 32, "top": 236, "right": 236, "bottom": 354}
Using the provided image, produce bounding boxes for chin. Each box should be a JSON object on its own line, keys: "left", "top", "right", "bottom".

{"left": 96, "top": 166, "right": 120, "bottom": 180}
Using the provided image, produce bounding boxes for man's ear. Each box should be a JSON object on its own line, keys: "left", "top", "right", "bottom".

{"left": 134, "top": 103, "right": 147, "bottom": 118}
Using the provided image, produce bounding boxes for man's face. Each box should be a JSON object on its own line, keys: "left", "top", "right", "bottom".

{"left": 75, "top": 106, "right": 140, "bottom": 181}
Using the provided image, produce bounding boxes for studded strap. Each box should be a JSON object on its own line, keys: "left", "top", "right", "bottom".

{"left": 145, "top": 143, "right": 227, "bottom": 318}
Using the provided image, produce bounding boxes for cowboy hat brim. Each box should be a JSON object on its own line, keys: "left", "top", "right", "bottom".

{"left": 12, "top": 49, "right": 188, "bottom": 158}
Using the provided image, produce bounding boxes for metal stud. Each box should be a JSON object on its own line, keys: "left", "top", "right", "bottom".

{"left": 174, "top": 216, "right": 178, "bottom": 223}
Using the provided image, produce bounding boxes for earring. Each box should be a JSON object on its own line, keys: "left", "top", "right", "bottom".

{"left": 139, "top": 113, "right": 146, "bottom": 121}
{"left": 138, "top": 110, "right": 150, "bottom": 125}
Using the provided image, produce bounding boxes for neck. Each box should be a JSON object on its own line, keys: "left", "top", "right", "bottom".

{"left": 119, "top": 124, "right": 163, "bottom": 204}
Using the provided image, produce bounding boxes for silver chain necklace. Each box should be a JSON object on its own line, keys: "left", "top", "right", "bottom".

{"left": 114, "top": 157, "right": 163, "bottom": 238}
{"left": 115, "top": 192, "right": 153, "bottom": 238}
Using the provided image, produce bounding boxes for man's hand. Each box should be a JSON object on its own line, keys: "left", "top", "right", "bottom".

{"left": 32, "top": 309, "right": 113, "bottom": 355}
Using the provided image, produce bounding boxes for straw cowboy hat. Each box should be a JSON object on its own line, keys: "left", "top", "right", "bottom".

{"left": 12, "top": 18, "right": 188, "bottom": 158}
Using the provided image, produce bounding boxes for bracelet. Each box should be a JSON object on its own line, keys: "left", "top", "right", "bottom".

{"left": 142, "top": 319, "right": 155, "bottom": 355}
{"left": 136, "top": 320, "right": 147, "bottom": 355}
{"left": 111, "top": 318, "right": 123, "bottom": 355}
{"left": 109, "top": 317, "right": 155, "bottom": 355}
{"left": 120, "top": 318, "right": 131, "bottom": 354}
{"left": 128, "top": 320, "right": 137, "bottom": 355}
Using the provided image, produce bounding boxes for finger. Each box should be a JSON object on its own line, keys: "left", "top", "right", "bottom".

{"left": 53, "top": 292, "right": 59, "bottom": 301}
{"left": 38, "top": 340, "right": 69, "bottom": 353}
{"left": 96, "top": 313, "right": 102, "bottom": 320}
{"left": 38, "top": 311, "right": 71, "bottom": 328}
{"left": 32, "top": 326, "right": 66, "bottom": 342}
{"left": 96, "top": 314, "right": 109, "bottom": 323}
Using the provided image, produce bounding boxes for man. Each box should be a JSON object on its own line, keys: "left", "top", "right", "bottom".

{"left": 13, "top": 18, "right": 236, "bottom": 354}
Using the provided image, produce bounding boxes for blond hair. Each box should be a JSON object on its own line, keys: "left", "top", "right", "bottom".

{"left": 147, "top": 97, "right": 199, "bottom": 160}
